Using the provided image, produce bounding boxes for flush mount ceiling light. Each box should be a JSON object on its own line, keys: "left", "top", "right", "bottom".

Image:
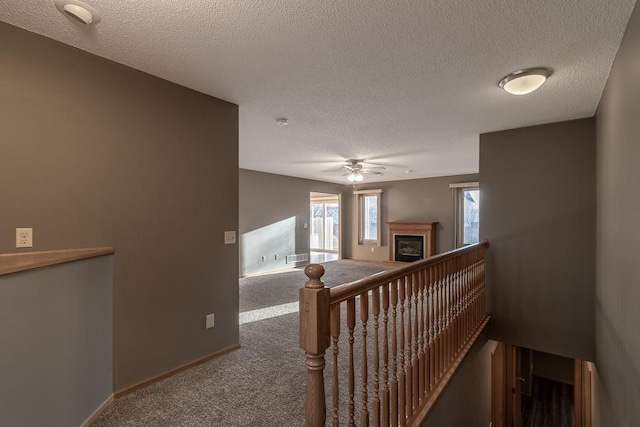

{"left": 499, "top": 68, "right": 552, "bottom": 95}
{"left": 347, "top": 171, "right": 364, "bottom": 182}
{"left": 54, "top": 0, "right": 101, "bottom": 25}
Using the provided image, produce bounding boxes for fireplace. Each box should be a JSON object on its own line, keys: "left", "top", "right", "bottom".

{"left": 394, "top": 235, "right": 424, "bottom": 262}
{"left": 387, "top": 222, "right": 437, "bottom": 262}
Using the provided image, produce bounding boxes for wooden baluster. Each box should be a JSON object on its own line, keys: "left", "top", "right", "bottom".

{"left": 427, "top": 267, "right": 434, "bottom": 393}
{"left": 300, "top": 264, "right": 330, "bottom": 427}
{"left": 412, "top": 272, "right": 420, "bottom": 410}
{"left": 462, "top": 256, "right": 468, "bottom": 347}
{"left": 398, "top": 278, "right": 406, "bottom": 425}
{"left": 451, "top": 257, "right": 458, "bottom": 356}
{"left": 433, "top": 264, "right": 440, "bottom": 382}
{"left": 331, "top": 304, "right": 341, "bottom": 427}
{"left": 381, "top": 283, "right": 390, "bottom": 427}
{"left": 455, "top": 256, "right": 462, "bottom": 354}
{"left": 464, "top": 257, "right": 469, "bottom": 343}
{"left": 361, "top": 292, "right": 370, "bottom": 427}
{"left": 441, "top": 261, "right": 447, "bottom": 369}
{"left": 467, "top": 254, "right": 473, "bottom": 332}
{"left": 479, "top": 253, "right": 486, "bottom": 326}
{"left": 464, "top": 257, "right": 475, "bottom": 341}
{"left": 372, "top": 288, "right": 381, "bottom": 427}
{"left": 447, "top": 258, "right": 457, "bottom": 366}
{"left": 478, "top": 256, "right": 483, "bottom": 325}
{"left": 478, "top": 254, "right": 483, "bottom": 323}
{"left": 460, "top": 257, "right": 466, "bottom": 346}
{"left": 465, "top": 255, "right": 470, "bottom": 339}
{"left": 438, "top": 262, "right": 445, "bottom": 378}
{"left": 405, "top": 275, "right": 413, "bottom": 419}
{"left": 470, "top": 253, "right": 476, "bottom": 331}
{"left": 443, "top": 261, "right": 450, "bottom": 367}
{"left": 347, "top": 298, "right": 356, "bottom": 427}
{"left": 390, "top": 281, "right": 398, "bottom": 427}
{"left": 465, "top": 256, "right": 477, "bottom": 337}
{"left": 447, "top": 259, "right": 454, "bottom": 363}
{"left": 419, "top": 269, "right": 427, "bottom": 398}
{"left": 474, "top": 252, "right": 480, "bottom": 327}
{"left": 448, "top": 258, "right": 454, "bottom": 362}
{"left": 480, "top": 249, "right": 487, "bottom": 319}
{"left": 460, "top": 258, "right": 465, "bottom": 343}
{"left": 442, "top": 262, "right": 449, "bottom": 372}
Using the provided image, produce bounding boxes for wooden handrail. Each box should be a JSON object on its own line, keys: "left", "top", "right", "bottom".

{"left": 300, "top": 239, "right": 490, "bottom": 427}
{"left": 330, "top": 240, "right": 489, "bottom": 304}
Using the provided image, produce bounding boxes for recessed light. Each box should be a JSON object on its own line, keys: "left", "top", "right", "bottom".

{"left": 276, "top": 118, "right": 289, "bottom": 126}
{"left": 499, "top": 68, "right": 552, "bottom": 95}
{"left": 54, "top": 0, "right": 101, "bottom": 25}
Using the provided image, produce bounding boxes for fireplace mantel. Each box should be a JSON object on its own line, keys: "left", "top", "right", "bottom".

{"left": 387, "top": 222, "right": 438, "bottom": 262}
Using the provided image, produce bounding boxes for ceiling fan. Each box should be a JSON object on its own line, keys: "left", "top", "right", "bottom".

{"left": 321, "top": 159, "right": 385, "bottom": 182}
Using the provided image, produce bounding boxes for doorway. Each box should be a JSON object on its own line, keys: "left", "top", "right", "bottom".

{"left": 491, "top": 343, "right": 593, "bottom": 427}
{"left": 309, "top": 192, "right": 340, "bottom": 263}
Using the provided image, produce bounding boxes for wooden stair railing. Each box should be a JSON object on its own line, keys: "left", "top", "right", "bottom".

{"left": 299, "top": 240, "right": 490, "bottom": 427}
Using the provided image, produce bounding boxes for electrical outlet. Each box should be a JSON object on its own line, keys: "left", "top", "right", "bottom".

{"left": 205, "top": 313, "right": 215, "bottom": 329}
{"left": 16, "top": 228, "right": 33, "bottom": 248}
{"left": 371, "top": 247, "right": 375, "bottom": 252}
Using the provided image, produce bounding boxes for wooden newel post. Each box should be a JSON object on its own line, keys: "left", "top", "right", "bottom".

{"left": 300, "top": 263, "right": 331, "bottom": 427}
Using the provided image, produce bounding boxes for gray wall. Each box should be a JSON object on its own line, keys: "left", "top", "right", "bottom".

{"left": 421, "top": 331, "right": 492, "bottom": 427}
{"left": 595, "top": 2, "right": 640, "bottom": 424}
{"left": 480, "top": 118, "right": 596, "bottom": 361}
{"left": 239, "top": 169, "right": 344, "bottom": 275}
{"left": 342, "top": 174, "right": 479, "bottom": 262}
{"left": 0, "top": 256, "right": 113, "bottom": 426}
{"left": 531, "top": 350, "right": 574, "bottom": 385}
{"left": 0, "top": 23, "right": 239, "bottom": 390}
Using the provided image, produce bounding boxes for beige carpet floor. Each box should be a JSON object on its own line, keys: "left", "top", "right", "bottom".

{"left": 91, "top": 259, "right": 392, "bottom": 427}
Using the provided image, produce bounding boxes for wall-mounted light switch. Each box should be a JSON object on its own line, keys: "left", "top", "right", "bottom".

{"left": 205, "top": 313, "right": 215, "bottom": 329}
{"left": 224, "top": 231, "right": 236, "bottom": 244}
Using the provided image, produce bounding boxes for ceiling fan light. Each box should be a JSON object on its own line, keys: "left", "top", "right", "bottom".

{"left": 499, "top": 68, "right": 552, "bottom": 95}
{"left": 347, "top": 171, "right": 364, "bottom": 182}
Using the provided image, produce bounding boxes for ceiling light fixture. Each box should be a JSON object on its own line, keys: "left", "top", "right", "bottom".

{"left": 347, "top": 172, "right": 364, "bottom": 182}
{"left": 54, "top": 0, "right": 101, "bottom": 25}
{"left": 499, "top": 68, "right": 552, "bottom": 95}
{"left": 276, "top": 118, "right": 289, "bottom": 126}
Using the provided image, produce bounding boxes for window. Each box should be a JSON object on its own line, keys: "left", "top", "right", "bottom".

{"left": 451, "top": 182, "right": 479, "bottom": 247}
{"left": 355, "top": 189, "right": 382, "bottom": 245}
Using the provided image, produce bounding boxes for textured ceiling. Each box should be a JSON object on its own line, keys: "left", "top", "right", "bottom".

{"left": 1, "top": 0, "right": 637, "bottom": 183}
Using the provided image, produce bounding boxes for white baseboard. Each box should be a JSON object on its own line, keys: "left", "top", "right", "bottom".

{"left": 79, "top": 393, "right": 114, "bottom": 427}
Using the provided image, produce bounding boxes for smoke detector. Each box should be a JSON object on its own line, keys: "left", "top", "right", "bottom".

{"left": 55, "top": 0, "right": 101, "bottom": 25}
